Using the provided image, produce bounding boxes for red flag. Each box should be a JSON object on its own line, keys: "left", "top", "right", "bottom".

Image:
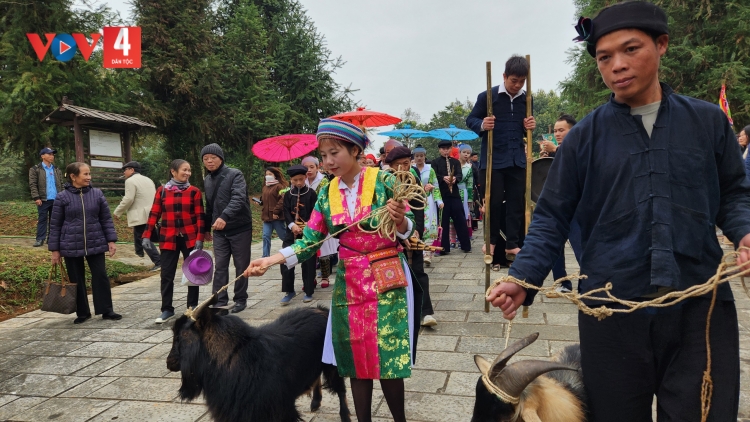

{"left": 719, "top": 84, "right": 734, "bottom": 126}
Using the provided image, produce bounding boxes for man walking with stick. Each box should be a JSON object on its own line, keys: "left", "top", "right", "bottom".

{"left": 487, "top": 3, "right": 750, "bottom": 420}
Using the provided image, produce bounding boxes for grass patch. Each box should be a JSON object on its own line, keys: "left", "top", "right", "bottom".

{"left": 0, "top": 244, "right": 148, "bottom": 319}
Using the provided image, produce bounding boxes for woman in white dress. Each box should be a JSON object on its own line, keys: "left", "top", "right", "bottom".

{"left": 413, "top": 145, "right": 442, "bottom": 265}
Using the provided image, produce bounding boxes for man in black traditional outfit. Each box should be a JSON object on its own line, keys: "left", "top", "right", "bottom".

{"left": 280, "top": 165, "right": 318, "bottom": 305}
{"left": 487, "top": 2, "right": 750, "bottom": 420}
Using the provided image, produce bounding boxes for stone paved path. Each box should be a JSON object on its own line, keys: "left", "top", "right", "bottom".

{"left": 1, "top": 233, "right": 750, "bottom": 421}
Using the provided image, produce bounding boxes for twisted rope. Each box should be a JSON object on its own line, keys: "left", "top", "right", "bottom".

{"left": 485, "top": 247, "right": 750, "bottom": 422}
{"left": 186, "top": 170, "right": 427, "bottom": 318}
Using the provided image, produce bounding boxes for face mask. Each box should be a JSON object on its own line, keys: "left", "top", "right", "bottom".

{"left": 265, "top": 175, "right": 276, "bottom": 182}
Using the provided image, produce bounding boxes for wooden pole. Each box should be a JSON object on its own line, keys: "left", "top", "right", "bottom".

{"left": 521, "top": 55, "right": 533, "bottom": 319}
{"left": 524, "top": 55, "right": 533, "bottom": 233}
{"left": 122, "top": 131, "right": 132, "bottom": 163}
{"left": 484, "top": 61, "right": 493, "bottom": 313}
{"left": 73, "top": 114, "right": 84, "bottom": 163}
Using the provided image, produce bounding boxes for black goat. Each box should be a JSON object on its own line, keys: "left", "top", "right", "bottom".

{"left": 166, "top": 295, "right": 351, "bottom": 422}
{"left": 471, "top": 333, "right": 587, "bottom": 422}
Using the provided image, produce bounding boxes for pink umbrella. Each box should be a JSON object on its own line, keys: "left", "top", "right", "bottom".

{"left": 252, "top": 134, "right": 318, "bottom": 162}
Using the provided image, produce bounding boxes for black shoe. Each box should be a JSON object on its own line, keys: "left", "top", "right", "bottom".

{"left": 102, "top": 312, "right": 122, "bottom": 320}
{"left": 73, "top": 315, "right": 91, "bottom": 324}
{"left": 33, "top": 240, "right": 44, "bottom": 247}
{"left": 149, "top": 265, "right": 161, "bottom": 272}
{"left": 462, "top": 249, "right": 472, "bottom": 254}
{"left": 230, "top": 303, "right": 246, "bottom": 313}
{"left": 136, "top": 253, "right": 144, "bottom": 258}
{"left": 217, "top": 309, "right": 229, "bottom": 316}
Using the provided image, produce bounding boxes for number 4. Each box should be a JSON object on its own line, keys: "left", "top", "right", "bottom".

{"left": 114, "top": 27, "right": 130, "bottom": 57}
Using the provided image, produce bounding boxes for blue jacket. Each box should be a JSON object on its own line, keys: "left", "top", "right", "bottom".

{"left": 509, "top": 84, "right": 750, "bottom": 303}
{"left": 466, "top": 86, "right": 528, "bottom": 170}
{"left": 48, "top": 183, "right": 118, "bottom": 257}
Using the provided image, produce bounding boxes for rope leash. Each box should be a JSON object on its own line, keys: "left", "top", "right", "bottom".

{"left": 485, "top": 247, "right": 750, "bottom": 421}
{"left": 186, "top": 170, "right": 426, "bottom": 319}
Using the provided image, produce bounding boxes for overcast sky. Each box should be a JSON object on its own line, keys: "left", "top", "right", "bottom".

{"left": 80, "top": 0, "right": 582, "bottom": 149}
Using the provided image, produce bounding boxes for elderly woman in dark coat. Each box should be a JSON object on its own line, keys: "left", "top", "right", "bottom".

{"left": 48, "top": 162, "right": 121, "bottom": 324}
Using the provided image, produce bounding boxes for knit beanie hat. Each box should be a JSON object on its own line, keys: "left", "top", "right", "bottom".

{"left": 201, "top": 143, "right": 224, "bottom": 161}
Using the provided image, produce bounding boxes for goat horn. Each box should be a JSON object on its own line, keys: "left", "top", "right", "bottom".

{"left": 491, "top": 359, "right": 579, "bottom": 400}
{"left": 185, "top": 293, "right": 217, "bottom": 321}
{"left": 488, "top": 332, "right": 539, "bottom": 378}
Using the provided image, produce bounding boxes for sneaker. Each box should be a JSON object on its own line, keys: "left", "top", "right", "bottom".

{"left": 33, "top": 240, "right": 44, "bottom": 247}
{"left": 423, "top": 254, "right": 431, "bottom": 267}
{"left": 280, "top": 292, "right": 296, "bottom": 305}
{"left": 421, "top": 315, "right": 437, "bottom": 327}
{"left": 155, "top": 310, "right": 175, "bottom": 324}
{"left": 555, "top": 286, "right": 572, "bottom": 294}
{"left": 149, "top": 265, "right": 161, "bottom": 272}
{"left": 303, "top": 295, "right": 314, "bottom": 303}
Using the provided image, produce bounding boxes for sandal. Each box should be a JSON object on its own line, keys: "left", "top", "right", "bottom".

{"left": 320, "top": 278, "right": 330, "bottom": 288}
{"left": 491, "top": 264, "right": 501, "bottom": 272}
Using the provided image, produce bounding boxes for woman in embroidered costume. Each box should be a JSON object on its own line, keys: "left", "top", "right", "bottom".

{"left": 246, "top": 119, "right": 414, "bottom": 422}
{"left": 458, "top": 144, "right": 474, "bottom": 241}
{"left": 413, "top": 145, "right": 442, "bottom": 265}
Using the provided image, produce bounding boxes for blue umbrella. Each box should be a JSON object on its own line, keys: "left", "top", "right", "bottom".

{"left": 377, "top": 124, "right": 431, "bottom": 141}
{"left": 428, "top": 124, "right": 479, "bottom": 141}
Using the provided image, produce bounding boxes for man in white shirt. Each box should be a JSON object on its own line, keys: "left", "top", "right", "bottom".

{"left": 114, "top": 161, "right": 161, "bottom": 271}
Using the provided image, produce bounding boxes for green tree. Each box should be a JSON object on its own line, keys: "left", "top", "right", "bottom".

{"left": 133, "top": 0, "right": 228, "bottom": 175}
{"left": 252, "top": 0, "right": 356, "bottom": 133}
{"left": 561, "top": 0, "right": 750, "bottom": 128}
{"left": 532, "top": 89, "right": 569, "bottom": 141}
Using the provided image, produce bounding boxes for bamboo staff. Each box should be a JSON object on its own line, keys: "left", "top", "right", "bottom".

{"left": 484, "top": 61, "right": 493, "bottom": 313}
{"left": 520, "top": 55, "right": 533, "bottom": 319}
{"left": 524, "top": 55, "right": 533, "bottom": 233}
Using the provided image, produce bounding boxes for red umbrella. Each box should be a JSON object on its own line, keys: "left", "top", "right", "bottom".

{"left": 252, "top": 134, "right": 318, "bottom": 162}
{"left": 330, "top": 107, "right": 401, "bottom": 128}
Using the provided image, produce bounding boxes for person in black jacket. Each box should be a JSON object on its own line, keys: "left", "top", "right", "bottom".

{"left": 466, "top": 55, "right": 536, "bottom": 262}
{"left": 279, "top": 165, "right": 318, "bottom": 305}
{"left": 431, "top": 140, "right": 471, "bottom": 253}
{"left": 48, "top": 162, "right": 121, "bottom": 324}
{"left": 201, "top": 143, "right": 252, "bottom": 314}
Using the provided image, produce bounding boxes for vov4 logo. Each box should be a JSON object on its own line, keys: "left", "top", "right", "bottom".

{"left": 26, "top": 27, "right": 141, "bottom": 69}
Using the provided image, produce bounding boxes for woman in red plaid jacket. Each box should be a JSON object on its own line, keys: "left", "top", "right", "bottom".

{"left": 142, "top": 159, "right": 205, "bottom": 324}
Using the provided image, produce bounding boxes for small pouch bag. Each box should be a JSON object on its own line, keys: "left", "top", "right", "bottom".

{"left": 367, "top": 248, "right": 408, "bottom": 294}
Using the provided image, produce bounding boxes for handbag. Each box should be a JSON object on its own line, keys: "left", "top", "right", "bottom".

{"left": 367, "top": 248, "right": 408, "bottom": 294}
{"left": 41, "top": 262, "right": 77, "bottom": 314}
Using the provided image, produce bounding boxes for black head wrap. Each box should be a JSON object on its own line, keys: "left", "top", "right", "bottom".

{"left": 574, "top": 1, "right": 668, "bottom": 58}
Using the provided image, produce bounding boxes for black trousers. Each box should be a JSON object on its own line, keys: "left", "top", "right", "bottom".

{"left": 64, "top": 253, "right": 113, "bottom": 318}
{"left": 281, "top": 238, "right": 316, "bottom": 296}
{"left": 36, "top": 200, "right": 54, "bottom": 242}
{"left": 133, "top": 224, "right": 161, "bottom": 265}
{"left": 160, "top": 236, "right": 199, "bottom": 313}
{"left": 579, "top": 297, "right": 739, "bottom": 422}
{"left": 409, "top": 248, "right": 433, "bottom": 317}
{"left": 212, "top": 229, "right": 251, "bottom": 306}
{"left": 441, "top": 197, "right": 471, "bottom": 253}
{"left": 480, "top": 167, "right": 525, "bottom": 250}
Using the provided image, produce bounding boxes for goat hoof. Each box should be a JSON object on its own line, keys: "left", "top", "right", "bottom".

{"left": 310, "top": 399, "right": 322, "bottom": 412}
